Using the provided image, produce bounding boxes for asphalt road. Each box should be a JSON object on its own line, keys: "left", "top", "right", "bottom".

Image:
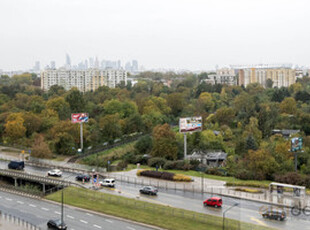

{"left": 1, "top": 160, "right": 310, "bottom": 229}
{"left": 0, "top": 190, "right": 154, "bottom": 230}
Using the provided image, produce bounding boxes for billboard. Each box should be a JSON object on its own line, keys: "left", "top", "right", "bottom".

{"left": 179, "top": 116, "right": 202, "bottom": 133}
{"left": 71, "top": 113, "right": 89, "bottom": 123}
{"left": 291, "top": 137, "right": 302, "bottom": 152}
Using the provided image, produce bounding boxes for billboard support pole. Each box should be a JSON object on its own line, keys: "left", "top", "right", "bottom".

{"left": 80, "top": 122, "right": 83, "bottom": 152}
{"left": 184, "top": 133, "right": 187, "bottom": 159}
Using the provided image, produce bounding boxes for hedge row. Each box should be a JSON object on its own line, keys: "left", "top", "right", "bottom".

{"left": 137, "top": 170, "right": 192, "bottom": 182}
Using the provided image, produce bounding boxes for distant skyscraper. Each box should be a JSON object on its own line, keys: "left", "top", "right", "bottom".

{"left": 33, "top": 61, "right": 40, "bottom": 71}
{"left": 84, "top": 60, "right": 88, "bottom": 69}
{"left": 50, "top": 61, "right": 56, "bottom": 69}
{"left": 66, "top": 54, "right": 71, "bottom": 69}
{"left": 132, "top": 60, "right": 138, "bottom": 72}
{"left": 125, "top": 62, "right": 132, "bottom": 72}
{"left": 95, "top": 57, "right": 99, "bottom": 68}
{"left": 89, "top": 58, "right": 94, "bottom": 68}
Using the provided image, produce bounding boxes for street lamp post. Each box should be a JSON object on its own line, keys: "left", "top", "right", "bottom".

{"left": 223, "top": 203, "right": 239, "bottom": 230}
{"left": 61, "top": 186, "right": 64, "bottom": 226}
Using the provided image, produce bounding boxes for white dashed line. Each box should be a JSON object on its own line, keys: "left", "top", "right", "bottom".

{"left": 80, "top": 220, "right": 88, "bottom": 224}
{"left": 93, "top": 224, "right": 102, "bottom": 229}
{"left": 67, "top": 215, "right": 74, "bottom": 219}
{"left": 41, "top": 207, "right": 49, "bottom": 211}
{"left": 54, "top": 211, "right": 61, "bottom": 215}
{"left": 17, "top": 201, "right": 24, "bottom": 204}
{"left": 29, "top": 204, "right": 36, "bottom": 208}
{"left": 5, "top": 198, "right": 12, "bottom": 201}
{"left": 105, "top": 219, "right": 113, "bottom": 223}
{"left": 86, "top": 213, "right": 93, "bottom": 216}
{"left": 127, "top": 227, "right": 135, "bottom": 230}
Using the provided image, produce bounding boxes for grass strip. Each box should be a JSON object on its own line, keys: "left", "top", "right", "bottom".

{"left": 46, "top": 187, "right": 273, "bottom": 230}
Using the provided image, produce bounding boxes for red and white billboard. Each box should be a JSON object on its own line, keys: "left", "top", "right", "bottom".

{"left": 71, "top": 113, "right": 89, "bottom": 123}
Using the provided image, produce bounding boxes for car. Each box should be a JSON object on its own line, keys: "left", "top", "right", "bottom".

{"left": 99, "top": 178, "right": 115, "bottom": 187}
{"left": 139, "top": 186, "right": 158, "bottom": 195}
{"left": 47, "top": 219, "right": 67, "bottom": 229}
{"left": 47, "top": 169, "right": 62, "bottom": 177}
{"left": 203, "top": 197, "right": 222, "bottom": 208}
{"left": 262, "top": 210, "right": 286, "bottom": 221}
{"left": 75, "top": 173, "right": 91, "bottom": 182}
{"left": 8, "top": 161, "right": 24, "bottom": 170}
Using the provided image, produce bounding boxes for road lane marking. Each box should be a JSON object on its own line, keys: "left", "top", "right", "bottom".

{"left": 67, "top": 215, "right": 74, "bottom": 219}
{"left": 55, "top": 211, "right": 61, "bottom": 215}
{"left": 80, "top": 220, "right": 88, "bottom": 224}
{"left": 29, "top": 204, "right": 36, "bottom": 208}
{"left": 41, "top": 207, "right": 49, "bottom": 211}
{"left": 5, "top": 198, "right": 12, "bottom": 201}
{"left": 250, "top": 217, "right": 268, "bottom": 227}
{"left": 93, "top": 224, "right": 102, "bottom": 229}
{"left": 17, "top": 201, "right": 24, "bottom": 204}
{"left": 105, "top": 219, "right": 113, "bottom": 223}
{"left": 86, "top": 213, "right": 93, "bottom": 216}
{"left": 127, "top": 227, "right": 136, "bottom": 230}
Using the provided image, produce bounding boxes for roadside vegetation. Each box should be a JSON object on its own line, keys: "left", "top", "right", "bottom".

{"left": 46, "top": 187, "right": 273, "bottom": 230}
{"left": 2, "top": 73, "right": 310, "bottom": 188}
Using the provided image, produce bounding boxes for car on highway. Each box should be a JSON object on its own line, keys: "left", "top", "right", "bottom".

{"left": 139, "top": 186, "right": 158, "bottom": 195}
{"left": 203, "top": 197, "right": 222, "bottom": 208}
{"left": 47, "top": 219, "right": 67, "bottom": 229}
{"left": 47, "top": 169, "right": 62, "bottom": 177}
{"left": 75, "top": 173, "right": 91, "bottom": 182}
{"left": 99, "top": 178, "right": 115, "bottom": 187}
{"left": 8, "top": 161, "right": 24, "bottom": 170}
{"left": 262, "top": 210, "right": 286, "bottom": 221}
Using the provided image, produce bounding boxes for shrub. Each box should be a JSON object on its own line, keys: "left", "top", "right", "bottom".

{"left": 147, "top": 157, "right": 167, "bottom": 168}
{"left": 274, "top": 172, "right": 305, "bottom": 186}
{"left": 173, "top": 174, "right": 192, "bottom": 182}
{"left": 234, "top": 188, "right": 263, "bottom": 193}
{"left": 116, "top": 160, "right": 128, "bottom": 171}
{"left": 137, "top": 170, "right": 191, "bottom": 182}
{"left": 163, "top": 160, "right": 174, "bottom": 170}
{"left": 205, "top": 168, "right": 227, "bottom": 176}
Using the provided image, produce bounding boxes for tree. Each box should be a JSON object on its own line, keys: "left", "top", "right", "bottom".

{"left": 99, "top": 114, "right": 122, "bottom": 141}
{"left": 151, "top": 124, "right": 178, "bottom": 160}
{"left": 65, "top": 88, "right": 85, "bottom": 112}
{"left": 199, "top": 130, "right": 224, "bottom": 150}
{"left": 198, "top": 92, "right": 214, "bottom": 112}
{"left": 280, "top": 97, "right": 297, "bottom": 114}
{"left": 46, "top": 97, "right": 71, "bottom": 120}
{"left": 214, "top": 107, "right": 235, "bottom": 126}
{"left": 31, "top": 134, "right": 53, "bottom": 158}
{"left": 135, "top": 136, "right": 153, "bottom": 154}
{"left": 4, "top": 113, "right": 26, "bottom": 143}
{"left": 22, "top": 112, "right": 42, "bottom": 137}
{"left": 265, "top": 79, "right": 273, "bottom": 88}
{"left": 166, "top": 93, "right": 185, "bottom": 116}
{"left": 54, "top": 132, "right": 75, "bottom": 155}
{"left": 243, "top": 117, "right": 262, "bottom": 142}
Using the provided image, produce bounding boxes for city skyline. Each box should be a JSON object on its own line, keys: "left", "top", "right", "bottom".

{"left": 0, "top": 0, "right": 309, "bottom": 71}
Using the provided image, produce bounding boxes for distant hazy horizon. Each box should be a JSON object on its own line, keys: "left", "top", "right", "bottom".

{"left": 0, "top": 0, "right": 309, "bottom": 71}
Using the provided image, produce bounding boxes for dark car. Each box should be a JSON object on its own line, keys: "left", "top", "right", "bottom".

{"left": 8, "top": 161, "right": 24, "bottom": 170}
{"left": 139, "top": 186, "right": 158, "bottom": 195}
{"left": 262, "top": 210, "right": 286, "bottom": 221}
{"left": 75, "top": 173, "right": 91, "bottom": 182}
{"left": 203, "top": 197, "right": 222, "bottom": 208}
{"left": 47, "top": 219, "right": 67, "bottom": 229}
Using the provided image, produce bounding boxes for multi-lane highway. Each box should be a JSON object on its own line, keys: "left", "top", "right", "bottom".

{"left": 0, "top": 190, "right": 156, "bottom": 230}
{"left": 0, "top": 160, "right": 310, "bottom": 230}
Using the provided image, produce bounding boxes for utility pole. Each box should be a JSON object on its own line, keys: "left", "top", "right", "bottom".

{"left": 223, "top": 203, "right": 239, "bottom": 230}
{"left": 184, "top": 133, "right": 187, "bottom": 159}
{"left": 61, "top": 186, "right": 64, "bottom": 226}
{"left": 80, "top": 122, "right": 83, "bottom": 152}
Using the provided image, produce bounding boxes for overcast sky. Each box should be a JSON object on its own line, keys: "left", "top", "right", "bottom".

{"left": 0, "top": 0, "right": 309, "bottom": 71}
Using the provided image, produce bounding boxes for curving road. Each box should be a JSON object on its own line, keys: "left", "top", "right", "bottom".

{"left": 0, "top": 190, "right": 156, "bottom": 230}
{"left": 1, "top": 160, "right": 310, "bottom": 229}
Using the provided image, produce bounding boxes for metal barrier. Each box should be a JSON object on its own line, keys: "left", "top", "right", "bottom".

{"left": 0, "top": 210, "right": 41, "bottom": 230}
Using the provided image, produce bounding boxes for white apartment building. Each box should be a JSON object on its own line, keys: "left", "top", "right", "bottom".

{"left": 238, "top": 67, "right": 295, "bottom": 88}
{"left": 216, "top": 68, "right": 237, "bottom": 86}
{"left": 41, "top": 68, "right": 127, "bottom": 92}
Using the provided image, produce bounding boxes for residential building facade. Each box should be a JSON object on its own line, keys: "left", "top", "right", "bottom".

{"left": 238, "top": 67, "right": 295, "bottom": 88}
{"left": 41, "top": 68, "right": 127, "bottom": 92}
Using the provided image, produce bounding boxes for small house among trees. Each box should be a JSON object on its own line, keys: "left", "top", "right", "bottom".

{"left": 188, "top": 150, "right": 227, "bottom": 167}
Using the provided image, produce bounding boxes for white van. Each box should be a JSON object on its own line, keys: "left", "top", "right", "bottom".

{"left": 99, "top": 178, "right": 115, "bottom": 187}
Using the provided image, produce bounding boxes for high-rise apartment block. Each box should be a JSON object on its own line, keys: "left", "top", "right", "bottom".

{"left": 238, "top": 67, "right": 295, "bottom": 87}
{"left": 41, "top": 68, "right": 127, "bottom": 92}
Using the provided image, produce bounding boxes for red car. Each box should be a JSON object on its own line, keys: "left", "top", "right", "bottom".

{"left": 203, "top": 197, "right": 222, "bottom": 208}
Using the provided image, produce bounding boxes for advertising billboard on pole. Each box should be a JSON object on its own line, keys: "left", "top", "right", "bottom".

{"left": 291, "top": 137, "right": 302, "bottom": 152}
{"left": 71, "top": 113, "right": 89, "bottom": 123}
{"left": 179, "top": 116, "right": 202, "bottom": 133}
